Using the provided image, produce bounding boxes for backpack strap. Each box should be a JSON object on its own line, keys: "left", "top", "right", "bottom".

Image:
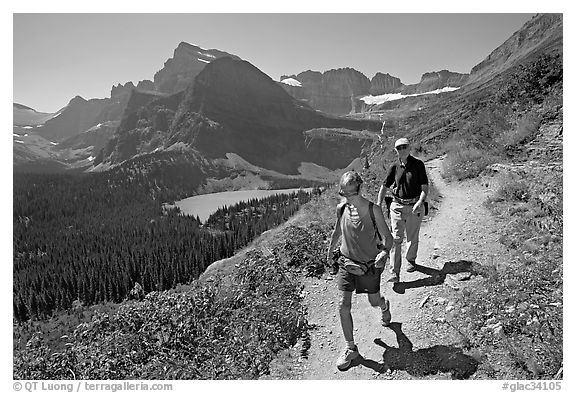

{"left": 336, "top": 202, "right": 347, "bottom": 221}
{"left": 368, "top": 202, "right": 382, "bottom": 242}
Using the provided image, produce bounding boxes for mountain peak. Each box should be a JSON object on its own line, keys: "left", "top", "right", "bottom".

{"left": 69, "top": 95, "right": 88, "bottom": 105}
{"left": 189, "top": 57, "right": 294, "bottom": 111}
{"left": 153, "top": 42, "right": 241, "bottom": 94}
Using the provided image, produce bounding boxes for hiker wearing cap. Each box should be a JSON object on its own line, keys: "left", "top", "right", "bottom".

{"left": 326, "top": 171, "right": 393, "bottom": 371}
{"left": 377, "top": 138, "right": 429, "bottom": 283}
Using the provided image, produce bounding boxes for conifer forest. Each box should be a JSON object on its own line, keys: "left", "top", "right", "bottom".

{"left": 13, "top": 169, "right": 314, "bottom": 321}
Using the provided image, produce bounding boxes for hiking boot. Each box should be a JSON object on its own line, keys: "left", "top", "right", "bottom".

{"left": 381, "top": 299, "right": 392, "bottom": 327}
{"left": 336, "top": 346, "right": 359, "bottom": 370}
{"left": 406, "top": 262, "right": 417, "bottom": 273}
{"left": 387, "top": 273, "right": 399, "bottom": 283}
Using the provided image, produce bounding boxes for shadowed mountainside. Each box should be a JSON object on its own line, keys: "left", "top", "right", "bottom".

{"left": 97, "top": 57, "right": 381, "bottom": 179}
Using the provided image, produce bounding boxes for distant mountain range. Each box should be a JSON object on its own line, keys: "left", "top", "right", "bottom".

{"left": 95, "top": 56, "right": 379, "bottom": 175}
{"left": 13, "top": 14, "right": 562, "bottom": 192}
{"left": 279, "top": 68, "right": 469, "bottom": 114}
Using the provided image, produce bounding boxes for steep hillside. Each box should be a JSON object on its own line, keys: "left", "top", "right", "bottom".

{"left": 13, "top": 103, "right": 56, "bottom": 126}
{"left": 468, "top": 14, "right": 562, "bottom": 85}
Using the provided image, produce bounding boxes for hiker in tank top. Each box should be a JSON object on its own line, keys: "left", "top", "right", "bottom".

{"left": 326, "top": 171, "right": 393, "bottom": 371}
{"left": 340, "top": 202, "right": 382, "bottom": 263}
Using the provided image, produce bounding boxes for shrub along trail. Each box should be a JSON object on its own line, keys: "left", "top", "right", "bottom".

{"left": 271, "top": 156, "right": 517, "bottom": 380}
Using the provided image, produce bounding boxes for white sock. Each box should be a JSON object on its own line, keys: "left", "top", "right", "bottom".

{"left": 346, "top": 340, "right": 356, "bottom": 350}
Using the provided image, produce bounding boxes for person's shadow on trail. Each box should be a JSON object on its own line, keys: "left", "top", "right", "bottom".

{"left": 392, "top": 259, "right": 492, "bottom": 294}
{"left": 354, "top": 323, "right": 479, "bottom": 379}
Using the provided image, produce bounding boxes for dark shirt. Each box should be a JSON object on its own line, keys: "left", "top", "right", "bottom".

{"left": 384, "top": 155, "right": 428, "bottom": 199}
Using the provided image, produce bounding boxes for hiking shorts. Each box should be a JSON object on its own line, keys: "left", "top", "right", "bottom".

{"left": 338, "top": 266, "right": 383, "bottom": 294}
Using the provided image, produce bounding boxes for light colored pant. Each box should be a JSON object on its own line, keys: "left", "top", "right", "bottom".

{"left": 389, "top": 201, "right": 423, "bottom": 275}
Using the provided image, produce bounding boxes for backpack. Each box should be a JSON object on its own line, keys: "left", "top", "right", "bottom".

{"left": 336, "top": 202, "right": 382, "bottom": 276}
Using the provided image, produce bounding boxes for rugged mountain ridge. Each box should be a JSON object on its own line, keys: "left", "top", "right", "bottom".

{"left": 280, "top": 68, "right": 469, "bottom": 115}
{"left": 13, "top": 42, "right": 242, "bottom": 171}
{"left": 98, "top": 57, "right": 381, "bottom": 179}
{"left": 36, "top": 96, "right": 122, "bottom": 142}
{"left": 15, "top": 14, "right": 559, "bottom": 173}
{"left": 403, "top": 70, "right": 469, "bottom": 94}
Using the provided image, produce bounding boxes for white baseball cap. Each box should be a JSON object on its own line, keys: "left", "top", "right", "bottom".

{"left": 394, "top": 138, "right": 410, "bottom": 148}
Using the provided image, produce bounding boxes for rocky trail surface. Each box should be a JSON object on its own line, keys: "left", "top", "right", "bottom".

{"left": 268, "top": 156, "right": 513, "bottom": 380}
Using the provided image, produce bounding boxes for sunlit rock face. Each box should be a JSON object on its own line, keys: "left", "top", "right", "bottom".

{"left": 370, "top": 72, "right": 404, "bottom": 95}
{"left": 402, "top": 70, "right": 469, "bottom": 95}
{"left": 153, "top": 42, "right": 241, "bottom": 94}
{"left": 280, "top": 68, "right": 372, "bottom": 115}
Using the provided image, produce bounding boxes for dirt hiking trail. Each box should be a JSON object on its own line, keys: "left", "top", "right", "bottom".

{"left": 281, "top": 156, "right": 512, "bottom": 380}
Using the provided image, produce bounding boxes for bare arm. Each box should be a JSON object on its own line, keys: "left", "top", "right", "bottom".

{"left": 377, "top": 184, "right": 388, "bottom": 206}
{"left": 420, "top": 184, "right": 429, "bottom": 202}
{"left": 412, "top": 184, "right": 429, "bottom": 213}
{"left": 373, "top": 203, "right": 393, "bottom": 251}
{"left": 326, "top": 208, "right": 343, "bottom": 264}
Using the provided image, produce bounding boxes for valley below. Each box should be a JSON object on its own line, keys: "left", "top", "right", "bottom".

{"left": 172, "top": 187, "right": 314, "bottom": 222}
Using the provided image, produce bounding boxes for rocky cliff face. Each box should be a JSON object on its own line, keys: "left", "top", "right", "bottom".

{"left": 370, "top": 72, "right": 404, "bottom": 95}
{"left": 280, "top": 68, "right": 372, "bottom": 115}
{"left": 303, "top": 128, "right": 375, "bottom": 169}
{"left": 153, "top": 42, "right": 241, "bottom": 94}
{"left": 469, "top": 14, "right": 562, "bottom": 84}
{"left": 280, "top": 67, "right": 469, "bottom": 115}
{"left": 403, "top": 70, "right": 469, "bottom": 94}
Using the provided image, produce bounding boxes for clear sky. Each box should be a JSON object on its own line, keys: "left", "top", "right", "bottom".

{"left": 13, "top": 12, "right": 537, "bottom": 113}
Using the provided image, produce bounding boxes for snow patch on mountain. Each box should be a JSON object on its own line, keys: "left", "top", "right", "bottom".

{"left": 360, "top": 86, "right": 460, "bottom": 105}
{"left": 280, "top": 78, "right": 302, "bottom": 87}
